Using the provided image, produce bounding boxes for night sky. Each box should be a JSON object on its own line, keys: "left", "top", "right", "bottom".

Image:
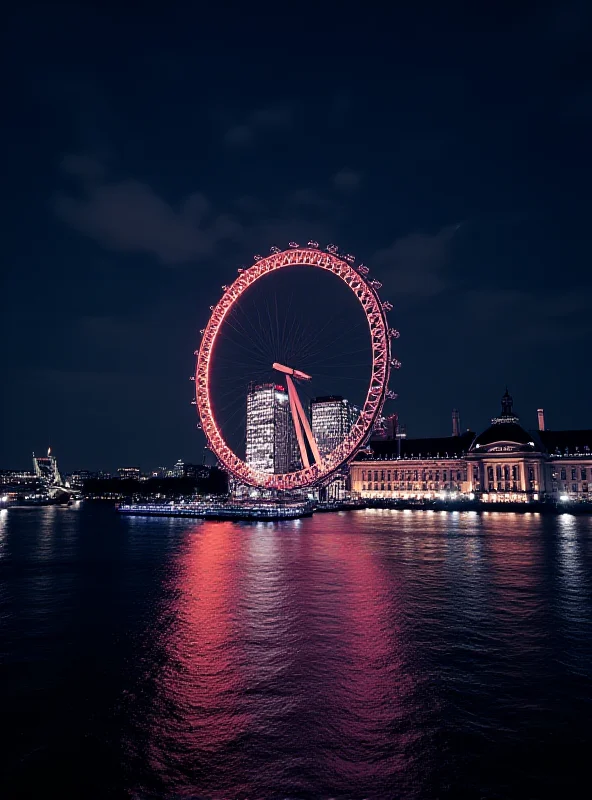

{"left": 1, "top": 1, "right": 591, "bottom": 472}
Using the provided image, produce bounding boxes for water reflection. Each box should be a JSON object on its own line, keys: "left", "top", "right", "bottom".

{"left": 132, "top": 514, "right": 433, "bottom": 797}
{"left": 4, "top": 506, "right": 586, "bottom": 798}
{"left": 143, "top": 522, "right": 250, "bottom": 790}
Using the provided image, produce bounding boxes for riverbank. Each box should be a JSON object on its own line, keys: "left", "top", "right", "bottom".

{"left": 360, "top": 498, "right": 592, "bottom": 514}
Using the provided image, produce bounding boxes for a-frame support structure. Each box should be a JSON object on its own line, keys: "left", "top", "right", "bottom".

{"left": 273, "top": 362, "right": 321, "bottom": 469}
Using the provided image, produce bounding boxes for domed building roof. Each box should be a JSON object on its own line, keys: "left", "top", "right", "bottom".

{"left": 470, "top": 390, "right": 541, "bottom": 453}
{"left": 472, "top": 421, "right": 536, "bottom": 449}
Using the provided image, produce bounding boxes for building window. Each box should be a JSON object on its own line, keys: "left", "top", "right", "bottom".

{"left": 512, "top": 465, "right": 518, "bottom": 481}
{"left": 387, "top": 471, "right": 391, "bottom": 482}
{"left": 374, "top": 483, "right": 378, "bottom": 491}
{"left": 487, "top": 466, "right": 494, "bottom": 481}
{"left": 374, "top": 471, "right": 379, "bottom": 482}
{"left": 394, "top": 470, "right": 398, "bottom": 480}
{"left": 581, "top": 468, "right": 586, "bottom": 481}
{"left": 443, "top": 470, "right": 447, "bottom": 481}
{"left": 529, "top": 468, "right": 535, "bottom": 481}
{"left": 413, "top": 470, "right": 418, "bottom": 481}
{"left": 496, "top": 466, "right": 502, "bottom": 480}
{"left": 560, "top": 468, "right": 566, "bottom": 480}
{"left": 387, "top": 483, "right": 391, "bottom": 491}
{"left": 571, "top": 468, "right": 577, "bottom": 481}
{"left": 572, "top": 483, "right": 578, "bottom": 493}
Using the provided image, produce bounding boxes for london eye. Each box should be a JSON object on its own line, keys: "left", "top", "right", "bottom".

{"left": 194, "top": 243, "right": 399, "bottom": 491}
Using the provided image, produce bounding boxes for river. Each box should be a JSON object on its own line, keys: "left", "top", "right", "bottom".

{"left": 1, "top": 505, "right": 591, "bottom": 798}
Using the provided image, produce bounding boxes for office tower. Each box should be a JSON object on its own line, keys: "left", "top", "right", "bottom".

{"left": 246, "top": 383, "right": 291, "bottom": 473}
{"left": 311, "top": 396, "right": 359, "bottom": 456}
{"left": 117, "top": 467, "right": 140, "bottom": 480}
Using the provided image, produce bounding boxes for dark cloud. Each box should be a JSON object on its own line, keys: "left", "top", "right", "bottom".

{"left": 223, "top": 105, "right": 293, "bottom": 146}
{"left": 288, "top": 188, "right": 331, "bottom": 210}
{"left": 333, "top": 169, "right": 362, "bottom": 190}
{"left": 53, "top": 157, "right": 242, "bottom": 264}
{"left": 465, "top": 287, "right": 592, "bottom": 343}
{"left": 375, "top": 225, "right": 461, "bottom": 298}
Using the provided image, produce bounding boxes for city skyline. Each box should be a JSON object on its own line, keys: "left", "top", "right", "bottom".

{"left": 0, "top": 385, "right": 583, "bottom": 475}
{"left": 2, "top": 3, "right": 591, "bottom": 472}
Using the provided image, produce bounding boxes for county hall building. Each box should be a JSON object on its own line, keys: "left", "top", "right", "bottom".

{"left": 350, "top": 391, "right": 592, "bottom": 504}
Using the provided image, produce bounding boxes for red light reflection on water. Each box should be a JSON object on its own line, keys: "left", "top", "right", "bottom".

{"left": 309, "top": 522, "right": 417, "bottom": 788}
{"left": 145, "top": 522, "right": 250, "bottom": 779}
{"left": 141, "top": 516, "right": 424, "bottom": 796}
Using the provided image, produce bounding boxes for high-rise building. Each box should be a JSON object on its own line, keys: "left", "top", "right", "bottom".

{"left": 311, "top": 396, "right": 360, "bottom": 456}
{"left": 171, "top": 459, "right": 184, "bottom": 478}
{"left": 117, "top": 467, "right": 140, "bottom": 481}
{"left": 246, "top": 383, "right": 291, "bottom": 473}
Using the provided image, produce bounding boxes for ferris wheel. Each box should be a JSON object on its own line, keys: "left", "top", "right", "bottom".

{"left": 194, "top": 243, "right": 399, "bottom": 491}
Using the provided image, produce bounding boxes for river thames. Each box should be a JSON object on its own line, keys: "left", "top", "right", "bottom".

{"left": 1, "top": 505, "right": 591, "bottom": 799}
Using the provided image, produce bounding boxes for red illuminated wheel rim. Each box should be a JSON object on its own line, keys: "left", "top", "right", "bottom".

{"left": 195, "top": 247, "right": 392, "bottom": 490}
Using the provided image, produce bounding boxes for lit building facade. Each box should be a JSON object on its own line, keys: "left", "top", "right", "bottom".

{"left": 246, "top": 383, "right": 291, "bottom": 474}
{"left": 351, "top": 391, "right": 592, "bottom": 503}
{"left": 117, "top": 467, "right": 140, "bottom": 481}
{"left": 311, "top": 395, "right": 359, "bottom": 500}
{"left": 171, "top": 459, "right": 184, "bottom": 478}
{"left": 311, "top": 396, "right": 359, "bottom": 456}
